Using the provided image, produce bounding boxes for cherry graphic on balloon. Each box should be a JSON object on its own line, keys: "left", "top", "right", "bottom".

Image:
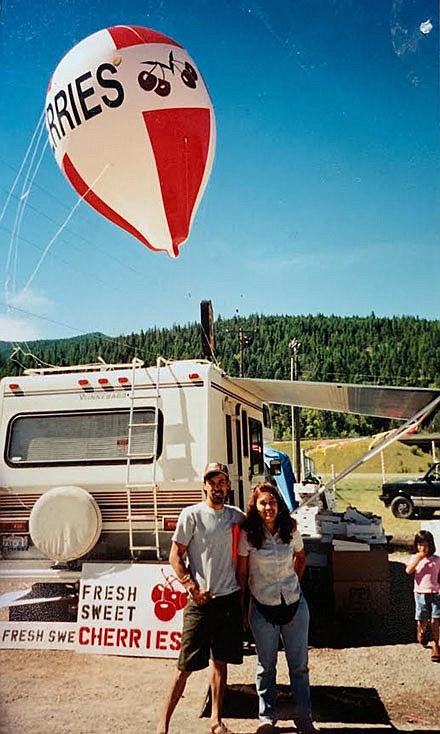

{"left": 138, "top": 70, "right": 157, "bottom": 91}
{"left": 181, "top": 61, "right": 197, "bottom": 89}
{"left": 181, "top": 71, "right": 196, "bottom": 89}
{"left": 155, "top": 78, "right": 171, "bottom": 97}
{"left": 185, "top": 61, "right": 197, "bottom": 79}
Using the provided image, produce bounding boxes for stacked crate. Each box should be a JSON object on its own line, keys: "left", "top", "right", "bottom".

{"left": 331, "top": 548, "right": 390, "bottom": 614}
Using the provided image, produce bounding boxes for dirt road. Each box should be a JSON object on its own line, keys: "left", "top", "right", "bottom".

{"left": 1, "top": 557, "right": 439, "bottom": 734}
{"left": 1, "top": 638, "right": 439, "bottom": 734}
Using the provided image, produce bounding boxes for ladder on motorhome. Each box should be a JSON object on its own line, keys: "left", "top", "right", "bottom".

{"left": 125, "top": 357, "right": 165, "bottom": 561}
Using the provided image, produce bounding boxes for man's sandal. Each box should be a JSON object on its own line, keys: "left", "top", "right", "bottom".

{"left": 210, "top": 724, "right": 234, "bottom": 734}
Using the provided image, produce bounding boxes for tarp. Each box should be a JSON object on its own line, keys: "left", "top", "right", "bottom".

{"left": 264, "top": 446, "right": 297, "bottom": 511}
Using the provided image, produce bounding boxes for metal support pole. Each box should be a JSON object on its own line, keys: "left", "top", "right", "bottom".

{"left": 380, "top": 450, "right": 386, "bottom": 483}
{"left": 290, "top": 354, "right": 295, "bottom": 467}
{"left": 289, "top": 338, "right": 301, "bottom": 482}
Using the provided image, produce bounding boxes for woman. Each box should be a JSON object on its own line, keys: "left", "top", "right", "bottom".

{"left": 237, "top": 482, "right": 317, "bottom": 734}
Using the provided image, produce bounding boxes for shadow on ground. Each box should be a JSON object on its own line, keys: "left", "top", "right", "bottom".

{"left": 202, "top": 684, "right": 439, "bottom": 733}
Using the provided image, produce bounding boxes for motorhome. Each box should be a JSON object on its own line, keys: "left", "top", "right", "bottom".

{"left": 0, "top": 357, "right": 273, "bottom": 579}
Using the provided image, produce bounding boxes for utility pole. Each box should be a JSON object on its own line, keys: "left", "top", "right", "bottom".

{"left": 227, "top": 326, "right": 255, "bottom": 377}
{"left": 238, "top": 328, "right": 251, "bottom": 377}
{"left": 289, "top": 338, "right": 301, "bottom": 481}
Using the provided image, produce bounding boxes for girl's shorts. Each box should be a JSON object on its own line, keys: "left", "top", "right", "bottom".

{"left": 414, "top": 592, "right": 440, "bottom": 621}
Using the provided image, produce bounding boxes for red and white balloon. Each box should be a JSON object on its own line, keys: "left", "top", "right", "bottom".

{"left": 45, "top": 26, "right": 216, "bottom": 257}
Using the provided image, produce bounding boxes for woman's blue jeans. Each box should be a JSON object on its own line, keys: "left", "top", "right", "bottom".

{"left": 249, "top": 593, "right": 311, "bottom": 725}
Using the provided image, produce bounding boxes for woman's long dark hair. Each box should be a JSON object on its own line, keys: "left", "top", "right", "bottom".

{"left": 414, "top": 530, "right": 436, "bottom": 557}
{"left": 244, "top": 482, "right": 296, "bottom": 550}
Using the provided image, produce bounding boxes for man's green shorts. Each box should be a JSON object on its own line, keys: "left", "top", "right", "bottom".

{"left": 178, "top": 590, "right": 243, "bottom": 671}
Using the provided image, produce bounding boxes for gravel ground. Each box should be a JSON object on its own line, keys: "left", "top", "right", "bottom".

{"left": 1, "top": 555, "right": 439, "bottom": 734}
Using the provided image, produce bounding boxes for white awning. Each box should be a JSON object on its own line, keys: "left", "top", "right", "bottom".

{"left": 226, "top": 376, "right": 440, "bottom": 420}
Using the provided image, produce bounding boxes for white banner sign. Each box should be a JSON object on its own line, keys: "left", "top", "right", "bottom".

{"left": 77, "top": 563, "right": 186, "bottom": 657}
{"left": 0, "top": 622, "right": 77, "bottom": 649}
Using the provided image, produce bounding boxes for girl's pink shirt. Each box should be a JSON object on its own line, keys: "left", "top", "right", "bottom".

{"left": 409, "top": 553, "right": 440, "bottom": 593}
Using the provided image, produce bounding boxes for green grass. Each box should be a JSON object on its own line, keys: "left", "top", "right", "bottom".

{"left": 273, "top": 437, "right": 434, "bottom": 475}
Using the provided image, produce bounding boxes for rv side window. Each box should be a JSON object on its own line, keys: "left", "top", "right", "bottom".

{"left": 225, "top": 414, "right": 233, "bottom": 464}
{"left": 262, "top": 404, "right": 271, "bottom": 428}
{"left": 242, "top": 410, "right": 249, "bottom": 457}
{"left": 249, "top": 417, "right": 264, "bottom": 476}
{"left": 6, "top": 408, "right": 163, "bottom": 466}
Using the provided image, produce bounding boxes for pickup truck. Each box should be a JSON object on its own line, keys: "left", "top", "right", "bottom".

{"left": 379, "top": 462, "right": 440, "bottom": 519}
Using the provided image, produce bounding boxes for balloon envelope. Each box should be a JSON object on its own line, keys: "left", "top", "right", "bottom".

{"left": 45, "top": 26, "right": 216, "bottom": 257}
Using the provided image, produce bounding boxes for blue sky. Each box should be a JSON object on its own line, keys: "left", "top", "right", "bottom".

{"left": 0, "top": 0, "right": 438, "bottom": 341}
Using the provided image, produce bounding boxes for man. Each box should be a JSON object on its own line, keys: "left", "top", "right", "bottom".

{"left": 156, "top": 463, "right": 245, "bottom": 734}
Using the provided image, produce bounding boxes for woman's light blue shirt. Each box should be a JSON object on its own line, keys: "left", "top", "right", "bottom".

{"left": 239, "top": 527, "right": 303, "bottom": 605}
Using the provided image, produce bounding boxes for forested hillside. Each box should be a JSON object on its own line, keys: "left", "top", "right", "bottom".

{"left": 1, "top": 313, "right": 439, "bottom": 438}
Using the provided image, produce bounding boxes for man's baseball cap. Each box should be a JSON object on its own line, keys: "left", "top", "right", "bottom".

{"left": 203, "top": 462, "right": 229, "bottom": 481}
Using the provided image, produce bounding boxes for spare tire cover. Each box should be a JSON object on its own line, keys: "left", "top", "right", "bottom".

{"left": 29, "top": 486, "right": 102, "bottom": 562}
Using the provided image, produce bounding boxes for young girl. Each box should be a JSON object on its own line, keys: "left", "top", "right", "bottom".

{"left": 406, "top": 530, "right": 440, "bottom": 662}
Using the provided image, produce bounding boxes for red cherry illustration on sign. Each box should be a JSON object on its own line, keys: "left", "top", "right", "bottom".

{"left": 151, "top": 583, "right": 166, "bottom": 603}
{"left": 151, "top": 569, "right": 189, "bottom": 621}
{"left": 154, "top": 600, "right": 176, "bottom": 622}
{"left": 164, "top": 587, "right": 187, "bottom": 611}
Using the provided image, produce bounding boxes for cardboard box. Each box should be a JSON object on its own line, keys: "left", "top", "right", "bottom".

{"left": 333, "top": 540, "right": 370, "bottom": 551}
{"left": 305, "top": 550, "right": 330, "bottom": 567}
{"left": 333, "top": 580, "right": 390, "bottom": 614}
{"left": 332, "top": 549, "right": 389, "bottom": 582}
{"left": 345, "top": 523, "right": 386, "bottom": 543}
{"left": 320, "top": 521, "right": 346, "bottom": 536}
{"left": 343, "top": 507, "right": 381, "bottom": 525}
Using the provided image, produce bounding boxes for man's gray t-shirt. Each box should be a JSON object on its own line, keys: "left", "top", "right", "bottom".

{"left": 172, "top": 502, "right": 245, "bottom": 597}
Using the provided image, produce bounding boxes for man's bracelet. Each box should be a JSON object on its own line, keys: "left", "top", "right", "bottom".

{"left": 178, "top": 573, "right": 191, "bottom": 585}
